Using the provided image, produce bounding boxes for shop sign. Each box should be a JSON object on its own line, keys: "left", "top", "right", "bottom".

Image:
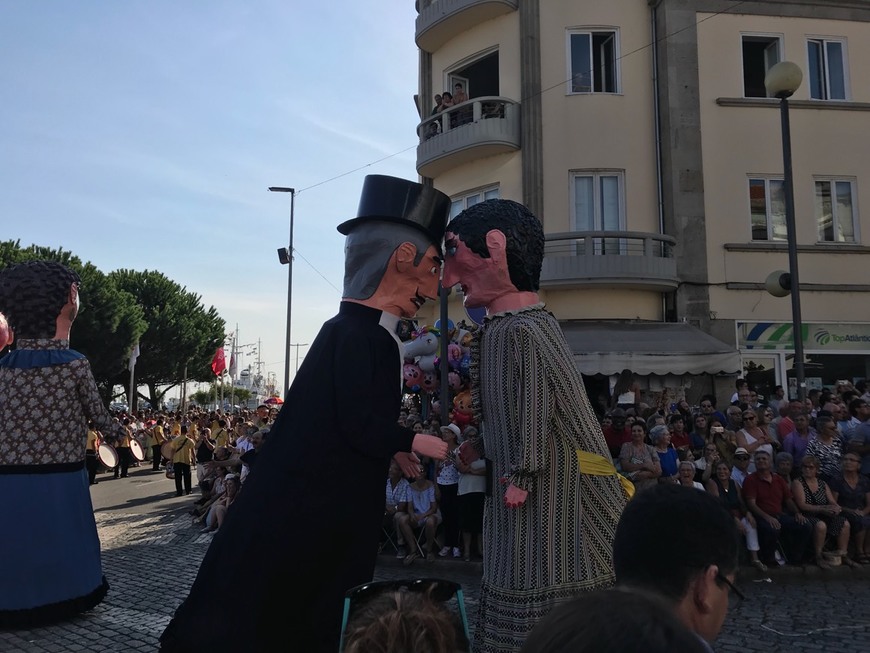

{"left": 738, "top": 322, "right": 870, "bottom": 351}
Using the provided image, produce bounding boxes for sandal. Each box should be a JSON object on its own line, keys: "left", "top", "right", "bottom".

{"left": 752, "top": 560, "right": 768, "bottom": 573}
{"left": 403, "top": 553, "right": 419, "bottom": 566}
{"left": 815, "top": 556, "right": 832, "bottom": 570}
{"left": 857, "top": 554, "right": 870, "bottom": 564}
{"left": 843, "top": 556, "right": 860, "bottom": 569}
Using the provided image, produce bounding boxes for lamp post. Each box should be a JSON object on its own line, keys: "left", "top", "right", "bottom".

{"left": 764, "top": 62, "right": 805, "bottom": 404}
{"left": 269, "top": 186, "right": 296, "bottom": 396}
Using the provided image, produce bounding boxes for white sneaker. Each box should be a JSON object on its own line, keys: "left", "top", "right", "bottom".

{"left": 452, "top": 547, "right": 461, "bottom": 558}
{"left": 774, "top": 550, "right": 786, "bottom": 566}
{"left": 438, "top": 546, "right": 451, "bottom": 557}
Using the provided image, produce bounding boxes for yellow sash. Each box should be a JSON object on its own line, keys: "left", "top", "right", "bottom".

{"left": 577, "top": 450, "right": 635, "bottom": 500}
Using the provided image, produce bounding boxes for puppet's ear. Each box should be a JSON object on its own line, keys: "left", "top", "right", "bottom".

{"left": 394, "top": 241, "right": 418, "bottom": 271}
{"left": 484, "top": 229, "right": 507, "bottom": 261}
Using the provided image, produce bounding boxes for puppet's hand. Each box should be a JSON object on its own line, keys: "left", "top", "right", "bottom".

{"left": 394, "top": 452, "right": 422, "bottom": 478}
{"left": 504, "top": 484, "right": 528, "bottom": 509}
{"left": 412, "top": 434, "right": 448, "bottom": 460}
{"left": 457, "top": 440, "right": 481, "bottom": 465}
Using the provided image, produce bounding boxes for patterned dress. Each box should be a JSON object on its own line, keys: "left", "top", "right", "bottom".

{"left": 471, "top": 305, "right": 627, "bottom": 652}
{"left": 0, "top": 338, "right": 122, "bottom": 626}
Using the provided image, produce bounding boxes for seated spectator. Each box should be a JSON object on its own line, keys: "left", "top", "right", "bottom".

{"left": 730, "top": 447, "right": 752, "bottom": 488}
{"left": 706, "top": 418, "right": 737, "bottom": 465}
{"left": 829, "top": 453, "right": 870, "bottom": 563}
{"left": 612, "top": 484, "right": 741, "bottom": 648}
{"left": 342, "top": 587, "right": 469, "bottom": 653}
{"left": 650, "top": 426, "right": 678, "bottom": 483}
{"left": 202, "top": 474, "right": 241, "bottom": 534}
{"left": 805, "top": 416, "right": 844, "bottom": 481}
{"left": 775, "top": 451, "right": 794, "bottom": 483}
{"left": 757, "top": 405, "right": 780, "bottom": 444}
{"left": 520, "top": 588, "right": 708, "bottom": 653}
{"left": 706, "top": 460, "right": 765, "bottom": 572}
{"left": 782, "top": 411, "right": 815, "bottom": 469}
{"left": 676, "top": 461, "right": 704, "bottom": 490}
{"left": 735, "top": 408, "right": 775, "bottom": 472}
{"left": 792, "top": 455, "right": 855, "bottom": 568}
{"left": 384, "top": 460, "right": 410, "bottom": 557}
{"left": 397, "top": 472, "right": 442, "bottom": 565}
{"left": 668, "top": 414, "right": 691, "bottom": 452}
{"left": 693, "top": 442, "right": 720, "bottom": 486}
{"left": 743, "top": 450, "right": 813, "bottom": 567}
{"left": 618, "top": 421, "right": 661, "bottom": 492}
{"left": 698, "top": 394, "right": 728, "bottom": 428}
{"left": 688, "top": 414, "right": 708, "bottom": 454}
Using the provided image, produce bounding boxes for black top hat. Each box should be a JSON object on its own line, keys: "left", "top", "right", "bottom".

{"left": 337, "top": 175, "right": 450, "bottom": 251}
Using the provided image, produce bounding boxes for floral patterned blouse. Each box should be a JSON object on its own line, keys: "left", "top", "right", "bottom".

{"left": 0, "top": 339, "right": 123, "bottom": 466}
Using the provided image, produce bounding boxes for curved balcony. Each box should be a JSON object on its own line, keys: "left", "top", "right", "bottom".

{"left": 416, "top": 0, "right": 518, "bottom": 52}
{"left": 540, "top": 231, "right": 679, "bottom": 292}
{"left": 417, "top": 97, "right": 520, "bottom": 178}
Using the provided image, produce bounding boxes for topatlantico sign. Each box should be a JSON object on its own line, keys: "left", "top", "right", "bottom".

{"left": 738, "top": 322, "right": 870, "bottom": 351}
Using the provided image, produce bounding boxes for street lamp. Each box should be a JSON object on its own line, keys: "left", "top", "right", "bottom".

{"left": 269, "top": 186, "right": 296, "bottom": 396}
{"left": 764, "top": 61, "right": 805, "bottom": 403}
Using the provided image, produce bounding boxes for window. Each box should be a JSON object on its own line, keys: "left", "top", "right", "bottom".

{"left": 449, "top": 187, "right": 499, "bottom": 220}
{"left": 742, "top": 35, "right": 781, "bottom": 98}
{"left": 814, "top": 178, "right": 857, "bottom": 242}
{"left": 748, "top": 177, "right": 786, "bottom": 241}
{"left": 567, "top": 30, "right": 618, "bottom": 94}
{"left": 807, "top": 38, "right": 848, "bottom": 100}
{"left": 572, "top": 171, "right": 624, "bottom": 253}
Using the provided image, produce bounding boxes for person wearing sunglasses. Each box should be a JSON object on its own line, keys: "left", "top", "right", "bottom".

{"left": 613, "top": 484, "right": 742, "bottom": 648}
{"left": 735, "top": 409, "right": 774, "bottom": 473}
{"left": 829, "top": 453, "right": 870, "bottom": 563}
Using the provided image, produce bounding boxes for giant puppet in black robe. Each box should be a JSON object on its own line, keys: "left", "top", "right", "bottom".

{"left": 160, "top": 175, "right": 450, "bottom": 653}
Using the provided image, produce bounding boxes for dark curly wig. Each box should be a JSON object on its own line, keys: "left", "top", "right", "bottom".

{"left": 0, "top": 261, "right": 81, "bottom": 339}
{"left": 448, "top": 199, "right": 544, "bottom": 292}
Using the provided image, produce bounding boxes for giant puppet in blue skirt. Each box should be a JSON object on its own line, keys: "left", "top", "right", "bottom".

{"left": 0, "top": 262, "right": 123, "bottom": 627}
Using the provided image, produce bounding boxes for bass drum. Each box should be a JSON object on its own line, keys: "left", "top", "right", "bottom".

{"left": 161, "top": 440, "right": 175, "bottom": 463}
{"left": 97, "top": 443, "right": 119, "bottom": 469}
{"left": 130, "top": 439, "right": 145, "bottom": 462}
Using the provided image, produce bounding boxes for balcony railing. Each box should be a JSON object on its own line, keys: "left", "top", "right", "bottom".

{"left": 415, "top": 0, "right": 518, "bottom": 52}
{"left": 540, "top": 231, "right": 679, "bottom": 292}
{"left": 416, "top": 97, "right": 520, "bottom": 177}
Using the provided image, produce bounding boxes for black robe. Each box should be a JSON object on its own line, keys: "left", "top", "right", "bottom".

{"left": 160, "top": 302, "right": 415, "bottom": 652}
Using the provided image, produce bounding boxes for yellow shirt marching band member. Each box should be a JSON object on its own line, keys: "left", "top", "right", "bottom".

{"left": 171, "top": 426, "right": 197, "bottom": 497}
{"left": 148, "top": 420, "right": 167, "bottom": 472}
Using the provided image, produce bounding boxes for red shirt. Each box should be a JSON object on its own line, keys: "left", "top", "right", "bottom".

{"left": 670, "top": 431, "right": 691, "bottom": 450}
{"left": 777, "top": 416, "right": 794, "bottom": 439}
{"left": 742, "top": 471, "right": 793, "bottom": 516}
{"left": 602, "top": 426, "right": 632, "bottom": 457}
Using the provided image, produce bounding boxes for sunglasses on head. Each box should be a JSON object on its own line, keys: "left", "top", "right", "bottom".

{"left": 338, "top": 578, "right": 470, "bottom": 651}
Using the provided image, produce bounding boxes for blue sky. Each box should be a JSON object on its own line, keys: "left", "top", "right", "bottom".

{"left": 1, "top": 1, "right": 423, "bottom": 393}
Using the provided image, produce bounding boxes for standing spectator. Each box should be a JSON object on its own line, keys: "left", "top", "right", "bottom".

{"left": 452, "top": 82, "right": 468, "bottom": 105}
{"left": 698, "top": 394, "right": 728, "bottom": 427}
{"left": 618, "top": 421, "right": 661, "bottom": 492}
{"left": 172, "top": 425, "right": 197, "bottom": 497}
{"left": 668, "top": 414, "right": 690, "bottom": 452}
{"left": 252, "top": 404, "right": 270, "bottom": 431}
{"left": 706, "top": 460, "right": 765, "bottom": 572}
{"left": 767, "top": 385, "right": 786, "bottom": 416}
{"left": 724, "top": 406, "right": 744, "bottom": 433}
{"left": 602, "top": 408, "right": 632, "bottom": 459}
{"left": 612, "top": 484, "right": 741, "bottom": 649}
{"left": 430, "top": 93, "right": 443, "bottom": 115}
{"left": 436, "top": 424, "right": 462, "bottom": 558}
{"left": 792, "top": 455, "right": 855, "bottom": 568}
{"left": 611, "top": 369, "right": 640, "bottom": 410}
{"left": 730, "top": 378, "right": 748, "bottom": 404}
{"left": 805, "top": 416, "right": 844, "bottom": 481}
{"left": 782, "top": 412, "right": 816, "bottom": 469}
{"left": 846, "top": 398, "right": 870, "bottom": 477}
{"left": 456, "top": 426, "right": 486, "bottom": 562}
{"left": 777, "top": 400, "right": 804, "bottom": 440}
{"left": 239, "top": 428, "right": 266, "bottom": 482}
{"left": 829, "top": 453, "right": 870, "bottom": 563}
{"left": 650, "top": 425, "right": 678, "bottom": 483}
{"left": 743, "top": 450, "right": 813, "bottom": 566}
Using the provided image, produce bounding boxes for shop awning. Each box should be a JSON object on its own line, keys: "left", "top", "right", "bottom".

{"left": 559, "top": 321, "right": 742, "bottom": 376}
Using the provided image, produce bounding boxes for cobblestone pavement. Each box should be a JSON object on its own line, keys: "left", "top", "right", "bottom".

{"left": 2, "top": 503, "right": 869, "bottom": 652}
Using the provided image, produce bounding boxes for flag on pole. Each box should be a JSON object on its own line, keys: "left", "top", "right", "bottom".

{"left": 228, "top": 352, "right": 237, "bottom": 378}
{"left": 128, "top": 343, "right": 140, "bottom": 372}
{"left": 211, "top": 347, "right": 226, "bottom": 376}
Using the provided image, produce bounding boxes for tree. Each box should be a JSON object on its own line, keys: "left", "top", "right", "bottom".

{"left": 189, "top": 382, "right": 252, "bottom": 409}
{"left": 108, "top": 269, "right": 226, "bottom": 410}
{"left": 0, "top": 240, "right": 147, "bottom": 403}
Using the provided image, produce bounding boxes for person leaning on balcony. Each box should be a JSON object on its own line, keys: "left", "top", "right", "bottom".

{"left": 430, "top": 93, "right": 442, "bottom": 116}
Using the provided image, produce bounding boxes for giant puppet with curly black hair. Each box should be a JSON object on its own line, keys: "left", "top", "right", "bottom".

{"left": 443, "top": 200, "right": 630, "bottom": 652}
{"left": 0, "top": 261, "right": 124, "bottom": 627}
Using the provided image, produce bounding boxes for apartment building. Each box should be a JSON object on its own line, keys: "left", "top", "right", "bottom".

{"left": 413, "top": 0, "right": 870, "bottom": 404}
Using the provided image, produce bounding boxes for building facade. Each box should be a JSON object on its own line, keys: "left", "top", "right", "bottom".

{"left": 413, "top": 0, "right": 870, "bottom": 406}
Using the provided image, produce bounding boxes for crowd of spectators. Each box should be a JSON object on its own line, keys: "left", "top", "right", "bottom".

{"left": 597, "top": 377, "right": 870, "bottom": 569}
{"left": 88, "top": 403, "right": 278, "bottom": 535}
